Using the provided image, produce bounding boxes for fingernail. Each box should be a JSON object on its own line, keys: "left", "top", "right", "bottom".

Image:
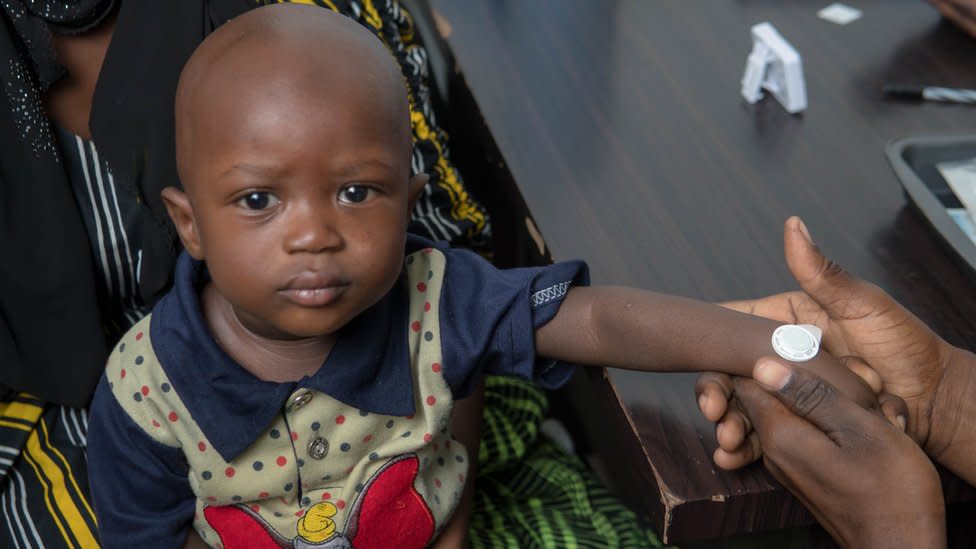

{"left": 796, "top": 218, "right": 813, "bottom": 244}
{"left": 896, "top": 415, "right": 907, "bottom": 432}
{"left": 698, "top": 394, "right": 708, "bottom": 413}
{"left": 755, "top": 359, "right": 792, "bottom": 390}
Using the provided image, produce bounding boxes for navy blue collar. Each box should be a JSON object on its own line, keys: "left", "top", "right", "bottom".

{"left": 150, "top": 244, "right": 423, "bottom": 462}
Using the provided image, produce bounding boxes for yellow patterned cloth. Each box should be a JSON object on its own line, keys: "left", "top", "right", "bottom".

{"left": 262, "top": 0, "right": 492, "bottom": 253}
{"left": 0, "top": 2, "right": 665, "bottom": 548}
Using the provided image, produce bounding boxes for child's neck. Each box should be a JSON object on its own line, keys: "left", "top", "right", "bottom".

{"left": 201, "top": 283, "right": 334, "bottom": 383}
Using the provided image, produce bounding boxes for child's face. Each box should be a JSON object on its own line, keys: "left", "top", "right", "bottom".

{"left": 167, "top": 58, "right": 424, "bottom": 341}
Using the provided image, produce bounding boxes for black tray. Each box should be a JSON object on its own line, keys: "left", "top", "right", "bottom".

{"left": 886, "top": 134, "right": 976, "bottom": 275}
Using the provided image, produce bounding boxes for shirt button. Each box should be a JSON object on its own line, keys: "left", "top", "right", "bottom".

{"left": 308, "top": 437, "right": 329, "bottom": 460}
{"left": 286, "top": 389, "right": 313, "bottom": 412}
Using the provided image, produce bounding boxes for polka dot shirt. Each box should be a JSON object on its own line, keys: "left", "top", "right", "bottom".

{"left": 87, "top": 235, "right": 587, "bottom": 548}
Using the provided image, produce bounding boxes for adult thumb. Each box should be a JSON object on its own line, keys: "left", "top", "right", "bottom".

{"left": 751, "top": 356, "right": 868, "bottom": 436}
{"left": 783, "top": 217, "right": 866, "bottom": 315}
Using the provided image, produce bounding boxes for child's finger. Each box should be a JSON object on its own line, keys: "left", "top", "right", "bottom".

{"left": 712, "top": 431, "right": 762, "bottom": 470}
{"left": 716, "top": 401, "right": 753, "bottom": 452}
{"left": 695, "top": 371, "right": 734, "bottom": 422}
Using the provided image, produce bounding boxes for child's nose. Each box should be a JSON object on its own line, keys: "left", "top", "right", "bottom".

{"left": 282, "top": 202, "right": 342, "bottom": 254}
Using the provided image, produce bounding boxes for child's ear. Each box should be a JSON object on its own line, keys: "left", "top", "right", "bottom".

{"left": 160, "top": 186, "right": 204, "bottom": 260}
{"left": 407, "top": 173, "right": 428, "bottom": 216}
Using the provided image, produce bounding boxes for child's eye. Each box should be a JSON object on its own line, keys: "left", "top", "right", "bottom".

{"left": 338, "top": 185, "right": 373, "bottom": 204}
{"left": 237, "top": 191, "right": 279, "bottom": 210}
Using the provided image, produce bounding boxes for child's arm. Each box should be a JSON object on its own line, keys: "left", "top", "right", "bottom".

{"left": 430, "top": 379, "right": 484, "bottom": 549}
{"left": 535, "top": 286, "right": 874, "bottom": 405}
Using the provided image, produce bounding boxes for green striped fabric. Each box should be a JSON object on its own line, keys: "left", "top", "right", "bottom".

{"left": 472, "top": 376, "right": 671, "bottom": 549}
{"left": 0, "top": 379, "right": 671, "bottom": 548}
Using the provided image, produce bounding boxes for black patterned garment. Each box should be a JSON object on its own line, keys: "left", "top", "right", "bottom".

{"left": 55, "top": 125, "right": 150, "bottom": 340}
{"left": 0, "top": 2, "right": 491, "bottom": 547}
{"left": 0, "top": 2, "right": 664, "bottom": 548}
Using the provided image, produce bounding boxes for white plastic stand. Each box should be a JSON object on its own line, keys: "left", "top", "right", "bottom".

{"left": 741, "top": 22, "right": 807, "bottom": 114}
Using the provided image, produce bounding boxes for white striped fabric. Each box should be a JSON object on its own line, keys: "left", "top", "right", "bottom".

{"left": 57, "top": 127, "right": 148, "bottom": 336}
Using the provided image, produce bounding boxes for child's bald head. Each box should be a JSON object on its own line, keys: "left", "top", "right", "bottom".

{"left": 161, "top": 4, "right": 429, "bottom": 343}
{"left": 174, "top": 3, "right": 412, "bottom": 192}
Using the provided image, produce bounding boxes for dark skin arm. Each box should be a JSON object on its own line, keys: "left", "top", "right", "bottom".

{"left": 735, "top": 357, "right": 946, "bottom": 549}
{"left": 535, "top": 283, "right": 875, "bottom": 410}
{"left": 699, "top": 217, "right": 976, "bottom": 483}
{"left": 430, "top": 378, "right": 484, "bottom": 549}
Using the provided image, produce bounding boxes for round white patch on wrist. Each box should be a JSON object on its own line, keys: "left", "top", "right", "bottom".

{"left": 771, "top": 324, "right": 822, "bottom": 362}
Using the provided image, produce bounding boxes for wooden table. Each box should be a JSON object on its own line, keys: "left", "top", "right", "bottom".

{"left": 428, "top": 0, "right": 976, "bottom": 544}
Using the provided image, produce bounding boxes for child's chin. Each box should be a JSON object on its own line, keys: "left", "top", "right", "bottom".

{"left": 273, "top": 315, "right": 348, "bottom": 340}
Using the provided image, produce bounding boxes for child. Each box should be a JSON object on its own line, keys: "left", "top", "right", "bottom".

{"left": 86, "top": 4, "right": 874, "bottom": 548}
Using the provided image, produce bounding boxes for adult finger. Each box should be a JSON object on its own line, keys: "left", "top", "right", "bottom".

{"left": 695, "top": 372, "right": 734, "bottom": 422}
{"left": 719, "top": 291, "right": 807, "bottom": 323}
{"left": 733, "top": 374, "right": 836, "bottom": 462}
{"left": 749, "top": 356, "right": 877, "bottom": 438}
{"left": 782, "top": 217, "right": 881, "bottom": 319}
{"left": 719, "top": 298, "right": 759, "bottom": 315}
{"left": 837, "top": 355, "right": 883, "bottom": 396}
{"left": 878, "top": 392, "right": 909, "bottom": 432}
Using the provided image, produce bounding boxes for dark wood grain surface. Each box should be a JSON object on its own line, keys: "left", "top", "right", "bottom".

{"left": 429, "top": 0, "right": 976, "bottom": 544}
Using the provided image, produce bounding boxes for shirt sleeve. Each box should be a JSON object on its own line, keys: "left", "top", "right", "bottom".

{"left": 87, "top": 376, "right": 196, "bottom": 548}
{"left": 437, "top": 247, "right": 589, "bottom": 398}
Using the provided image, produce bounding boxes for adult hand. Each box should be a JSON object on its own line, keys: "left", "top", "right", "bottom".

{"left": 929, "top": 0, "right": 976, "bottom": 38}
{"left": 697, "top": 355, "right": 891, "bottom": 471}
{"left": 700, "top": 216, "right": 953, "bottom": 453}
{"left": 737, "top": 357, "right": 946, "bottom": 549}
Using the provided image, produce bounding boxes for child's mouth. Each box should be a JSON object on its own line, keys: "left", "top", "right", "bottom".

{"left": 280, "top": 272, "right": 348, "bottom": 307}
{"left": 279, "top": 285, "right": 347, "bottom": 307}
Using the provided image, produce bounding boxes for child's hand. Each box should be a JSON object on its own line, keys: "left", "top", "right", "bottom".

{"left": 696, "top": 371, "right": 760, "bottom": 470}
